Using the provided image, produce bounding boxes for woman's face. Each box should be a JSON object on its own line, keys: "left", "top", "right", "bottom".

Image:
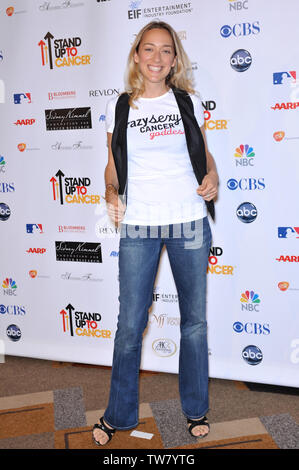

{"left": 134, "top": 28, "right": 177, "bottom": 87}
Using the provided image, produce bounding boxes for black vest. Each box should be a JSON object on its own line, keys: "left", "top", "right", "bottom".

{"left": 111, "top": 86, "right": 215, "bottom": 220}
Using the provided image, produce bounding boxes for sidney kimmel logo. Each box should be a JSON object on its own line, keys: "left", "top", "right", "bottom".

{"left": 45, "top": 107, "right": 92, "bottom": 131}
{"left": 55, "top": 241, "right": 102, "bottom": 263}
{"left": 38, "top": 32, "right": 91, "bottom": 69}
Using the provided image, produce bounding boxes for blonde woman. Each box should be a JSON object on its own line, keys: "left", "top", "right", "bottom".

{"left": 92, "top": 20, "right": 218, "bottom": 446}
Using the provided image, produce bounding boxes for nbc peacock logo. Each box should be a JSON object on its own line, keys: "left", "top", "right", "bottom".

{"left": 240, "top": 290, "right": 260, "bottom": 312}
{"left": 234, "top": 145, "right": 255, "bottom": 167}
{"left": 0, "top": 156, "right": 5, "bottom": 173}
{"left": 2, "top": 278, "right": 17, "bottom": 296}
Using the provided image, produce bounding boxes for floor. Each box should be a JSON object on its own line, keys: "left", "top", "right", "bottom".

{"left": 0, "top": 355, "right": 298, "bottom": 449}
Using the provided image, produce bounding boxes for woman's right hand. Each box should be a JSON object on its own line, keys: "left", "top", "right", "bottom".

{"left": 105, "top": 187, "right": 126, "bottom": 223}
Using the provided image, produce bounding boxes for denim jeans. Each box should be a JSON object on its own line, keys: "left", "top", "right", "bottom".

{"left": 103, "top": 216, "right": 212, "bottom": 430}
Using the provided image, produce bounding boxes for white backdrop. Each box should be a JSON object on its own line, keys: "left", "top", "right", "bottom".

{"left": 1, "top": 0, "right": 299, "bottom": 387}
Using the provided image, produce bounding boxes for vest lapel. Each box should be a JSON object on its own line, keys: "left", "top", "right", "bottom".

{"left": 111, "top": 92, "right": 130, "bottom": 196}
{"left": 172, "top": 87, "right": 215, "bottom": 220}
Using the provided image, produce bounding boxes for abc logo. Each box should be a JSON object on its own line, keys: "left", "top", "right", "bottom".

{"left": 6, "top": 324, "right": 21, "bottom": 342}
{"left": 230, "top": 49, "right": 252, "bottom": 72}
{"left": 236, "top": 202, "right": 257, "bottom": 223}
{"left": 0, "top": 202, "right": 11, "bottom": 221}
{"left": 242, "top": 345, "right": 263, "bottom": 365}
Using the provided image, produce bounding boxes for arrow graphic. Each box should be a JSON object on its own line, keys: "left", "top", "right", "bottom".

{"left": 44, "top": 32, "right": 54, "bottom": 69}
{"left": 55, "top": 169, "right": 65, "bottom": 205}
{"left": 38, "top": 40, "right": 46, "bottom": 66}
{"left": 65, "top": 303, "right": 75, "bottom": 336}
{"left": 60, "top": 309, "right": 67, "bottom": 332}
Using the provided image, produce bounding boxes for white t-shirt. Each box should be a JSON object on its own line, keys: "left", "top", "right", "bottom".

{"left": 105, "top": 88, "right": 207, "bottom": 225}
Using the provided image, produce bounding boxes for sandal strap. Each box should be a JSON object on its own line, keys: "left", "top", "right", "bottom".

{"left": 93, "top": 417, "right": 116, "bottom": 441}
{"left": 187, "top": 415, "right": 210, "bottom": 434}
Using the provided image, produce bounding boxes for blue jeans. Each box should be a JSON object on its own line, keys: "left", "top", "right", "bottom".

{"left": 103, "top": 216, "right": 212, "bottom": 429}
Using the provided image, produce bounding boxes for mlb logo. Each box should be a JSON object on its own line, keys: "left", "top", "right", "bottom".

{"left": 278, "top": 227, "right": 299, "bottom": 238}
{"left": 273, "top": 71, "right": 296, "bottom": 85}
{"left": 26, "top": 224, "right": 43, "bottom": 234}
{"left": 14, "top": 93, "right": 32, "bottom": 104}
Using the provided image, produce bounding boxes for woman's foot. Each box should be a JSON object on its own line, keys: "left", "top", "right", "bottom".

{"left": 92, "top": 417, "right": 116, "bottom": 446}
{"left": 187, "top": 416, "right": 210, "bottom": 438}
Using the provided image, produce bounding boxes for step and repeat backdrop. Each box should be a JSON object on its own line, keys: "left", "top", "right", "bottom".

{"left": 0, "top": 0, "right": 299, "bottom": 387}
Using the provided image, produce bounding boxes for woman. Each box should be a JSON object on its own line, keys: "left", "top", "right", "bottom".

{"left": 92, "top": 20, "right": 219, "bottom": 446}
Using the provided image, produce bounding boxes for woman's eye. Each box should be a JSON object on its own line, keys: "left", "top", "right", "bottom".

{"left": 163, "top": 50, "right": 171, "bottom": 54}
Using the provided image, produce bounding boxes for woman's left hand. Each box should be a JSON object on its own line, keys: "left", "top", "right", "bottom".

{"left": 196, "top": 171, "right": 219, "bottom": 201}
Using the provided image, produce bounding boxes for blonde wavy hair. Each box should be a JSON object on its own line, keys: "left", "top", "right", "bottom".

{"left": 125, "top": 21, "right": 195, "bottom": 108}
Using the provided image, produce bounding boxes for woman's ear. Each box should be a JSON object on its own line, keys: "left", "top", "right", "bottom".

{"left": 171, "top": 55, "right": 177, "bottom": 68}
{"left": 134, "top": 50, "right": 139, "bottom": 64}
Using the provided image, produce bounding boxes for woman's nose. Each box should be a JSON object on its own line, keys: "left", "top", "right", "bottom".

{"left": 152, "top": 50, "right": 162, "bottom": 62}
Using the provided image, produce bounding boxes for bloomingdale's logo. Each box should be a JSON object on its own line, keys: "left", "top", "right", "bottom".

{"left": 38, "top": 32, "right": 91, "bottom": 69}
{"left": 59, "top": 303, "right": 111, "bottom": 339}
{"left": 50, "top": 170, "right": 100, "bottom": 204}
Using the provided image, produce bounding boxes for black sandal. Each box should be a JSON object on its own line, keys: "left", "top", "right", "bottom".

{"left": 187, "top": 415, "right": 210, "bottom": 439}
{"left": 92, "top": 416, "right": 116, "bottom": 446}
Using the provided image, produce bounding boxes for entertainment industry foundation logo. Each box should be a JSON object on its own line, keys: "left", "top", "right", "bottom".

{"left": 59, "top": 303, "right": 111, "bottom": 339}
{"left": 38, "top": 32, "right": 91, "bottom": 69}
{"left": 50, "top": 170, "right": 100, "bottom": 204}
{"left": 127, "top": 0, "right": 193, "bottom": 20}
{"left": 45, "top": 107, "right": 92, "bottom": 130}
